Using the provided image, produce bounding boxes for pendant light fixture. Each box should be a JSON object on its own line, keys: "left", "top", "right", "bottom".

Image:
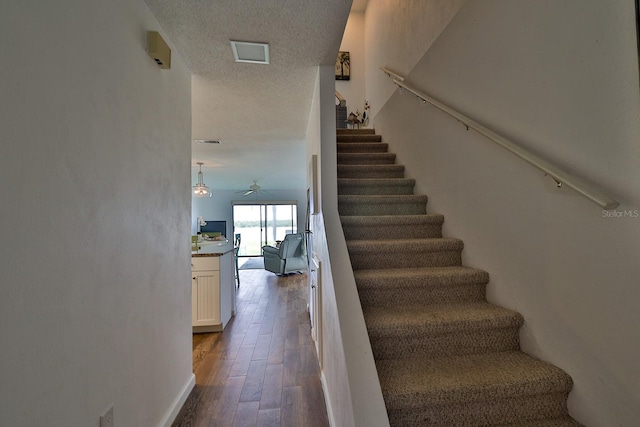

{"left": 193, "top": 162, "right": 211, "bottom": 197}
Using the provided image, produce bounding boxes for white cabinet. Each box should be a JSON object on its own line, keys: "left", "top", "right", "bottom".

{"left": 191, "top": 253, "right": 235, "bottom": 332}
{"left": 192, "top": 261, "right": 220, "bottom": 328}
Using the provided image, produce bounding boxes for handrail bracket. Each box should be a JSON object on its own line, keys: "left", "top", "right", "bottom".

{"left": 545, "top": 174, "right": 563, "bottom": 189}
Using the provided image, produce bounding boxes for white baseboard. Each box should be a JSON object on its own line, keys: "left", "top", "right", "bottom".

{"left": 158, "top": 373, "right": 195, "bottom": 427}
{"left": 320, "top": 371, "right": 336, "bottom": 427}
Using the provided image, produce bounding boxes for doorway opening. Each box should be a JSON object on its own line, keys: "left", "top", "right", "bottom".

{"left": 232, "top": 201, "right": 298, "bottom": 257}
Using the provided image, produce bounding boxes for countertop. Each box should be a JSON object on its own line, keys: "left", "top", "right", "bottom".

{"left": 192, "top": 240, "right": 234, "bottom": 257}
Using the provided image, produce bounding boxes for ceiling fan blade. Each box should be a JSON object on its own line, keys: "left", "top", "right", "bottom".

{"left": 242, "top": 190, "right": 254, "bottom": 196}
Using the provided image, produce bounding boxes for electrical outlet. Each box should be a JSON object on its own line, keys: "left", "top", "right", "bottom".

{"left": 100, "top": 406, "right": 114, "bottom": 427}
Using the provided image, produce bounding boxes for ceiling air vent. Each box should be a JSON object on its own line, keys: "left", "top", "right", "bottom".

{"left": 230, "top": 41, "right": 270, "bottom": 64}
{"left": 195, "top": 140, "right": 221, "bottom": 144}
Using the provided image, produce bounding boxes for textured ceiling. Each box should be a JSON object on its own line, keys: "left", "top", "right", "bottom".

{"left": 143, "top": 0, "right": 354, "bottom": 191}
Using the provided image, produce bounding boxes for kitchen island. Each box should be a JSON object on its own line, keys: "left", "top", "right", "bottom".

{"left": 191, "top": 241, "right": 235, "bottom": 332}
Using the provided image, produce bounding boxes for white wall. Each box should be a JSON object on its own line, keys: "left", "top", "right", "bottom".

{"left": 307, "top": 67, "right": 352, "bottom": 427}
{"left": 308, "top": 66, "right": 390, "bottom": 427}
{"left": 0, "top": 0, "right": 193, "bottom": 426}
{"left": 336, "top": 12, "right": 367, "bottom": 118}
{"left": 191, "top": 189, "right": 307, "bottom": 240}
{"left": 370, "top": 1, "right": 640, "bottom": 425}
{"left": 364, "top": 0, "right": 466, "bottom": 119}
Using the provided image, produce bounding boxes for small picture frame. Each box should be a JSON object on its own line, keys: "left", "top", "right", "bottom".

{"left": 336, "top": 51, "right": 350, "bottom": 80}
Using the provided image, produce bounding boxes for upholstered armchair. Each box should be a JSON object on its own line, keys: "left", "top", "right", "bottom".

{"left": 262, "top": 232, "right": 307, "bottom": 275}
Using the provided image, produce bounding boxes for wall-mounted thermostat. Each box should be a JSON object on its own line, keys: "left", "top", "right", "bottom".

{"left": 147, "top": 31, "right": 171, "bottom": 69}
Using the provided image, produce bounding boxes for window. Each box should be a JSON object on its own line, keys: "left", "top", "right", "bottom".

{"left": 232, "top": 202, "right": 297, "bottom": 256}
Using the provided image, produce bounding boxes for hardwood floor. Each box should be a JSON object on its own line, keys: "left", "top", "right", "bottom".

{"left": 172, "top": 268, "right": 329, "bottom": 427}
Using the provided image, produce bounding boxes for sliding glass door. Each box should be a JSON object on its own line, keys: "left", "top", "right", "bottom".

{"left": 233, "top": 202, "right": 297, "bottom": 256}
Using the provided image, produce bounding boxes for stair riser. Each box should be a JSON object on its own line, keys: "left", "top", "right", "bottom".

{"left": 337, "top": 134, "right": 382, "bottom": 142}
{"left": 357, "top": 283, "right": 486, "bottom": 308}
{"left": 338, "top": 153, "right": 396, "bottom": 165}
{"left": 337, "top": 165, "right": 405, "bottom": 179}
{"left": 369, "top": 328, "right": 520, "bottom": 360}
{"left": 338, "top": 184, "right": 415, "bottom": 195}
{"left": 386, "top": 393, "right": 570, "bottom": 427}
{"left": 349, "top": 250, "right": 462, "bottom": 269}
{"left": 339, "top": 173, "right": 407, "bottom": 180}
{"left": 504, "top": 417, "right": 583, "bottom": 427}
{"left": 337, "top": 143, "right": 388, "bottom": 153}
{"left": 343, "top": 223, "right": 442, "bottom": 240}
{"left": 337, "top": 129, "right": 376, "bottom": 136}
{"left": 339, "top": 202, "right": 427, "bottom": 216}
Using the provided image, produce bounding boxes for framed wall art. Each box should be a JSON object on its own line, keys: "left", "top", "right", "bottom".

{"left": 336, "top": 51, "right": 350, "bottom": 80}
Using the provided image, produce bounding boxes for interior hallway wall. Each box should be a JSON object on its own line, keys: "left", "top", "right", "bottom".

{"left": 307, "top": 66, "right": 356, "bottom": 427}
{"left": 307, "top": 66, "right": 390, "bottom": 427}
{"left": 0, "top": 0, "right": 193, "bottom": 425}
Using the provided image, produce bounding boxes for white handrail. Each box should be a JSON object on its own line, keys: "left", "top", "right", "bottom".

{"left": 380, "top": 67, "right": 620, "bottom": 210}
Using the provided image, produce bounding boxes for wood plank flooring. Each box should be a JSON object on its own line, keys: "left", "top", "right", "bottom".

{"left": 172, "top": 268, "right": 329, "bottom": 427}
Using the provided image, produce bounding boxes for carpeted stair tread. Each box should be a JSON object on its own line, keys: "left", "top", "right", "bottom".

{"left": 355, "top": 266, "right": 489, "bottom": 307}
{"left": 347, "top": 237, "right": 463, "bottom": 253}
{"left": 377, "top": 350, "right": 574, "bottom": 402}
{"left": 337, "top": 164, "right": 405, "bottom": 179}
{"left": 354, "top": 266, "right": 488, "bottom": 286}
{"left": 339, "top": 194, "right": 428, "bottom": 216}
{"left": 347, "top": 238, "right": 463, "bottom": 269}
{"left": 337, "top": 142, "right": 389, "bottom": 153}
{"left": 363, "top": 302, "right": 523, "bottom": 336}
{"left": 341, "top": 214, "right": 443, "bottom": 227}
{"left": 338, "top": 152, "right": 396, "bottom": 164}
{"left": 365, "top": 302, "right": 522, "bottom": 359}
{"left": 341, "top": 214, "right": 443, "bottom": 239}
{"left": 338, "top": 178, "right": 416, "bottom": 188}
{"left": 339, "top": 194, "right": 428, "bottom": 203}
{"left": 497, "top": 416, "right": 584, "bottom": 427}
{"left": 338, "top": 178, "right": 416, "bottom": 195}
{"left": 377, "top": 351, "right": 573, "bottom": 421}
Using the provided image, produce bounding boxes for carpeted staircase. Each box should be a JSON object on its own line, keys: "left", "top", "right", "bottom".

{"left": 337, "top": 128, "right": 582, "bottom": 427}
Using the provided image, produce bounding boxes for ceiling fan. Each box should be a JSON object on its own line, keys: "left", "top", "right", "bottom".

{"left": 236, "top": 180, "right": 272, "bottom": 197}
